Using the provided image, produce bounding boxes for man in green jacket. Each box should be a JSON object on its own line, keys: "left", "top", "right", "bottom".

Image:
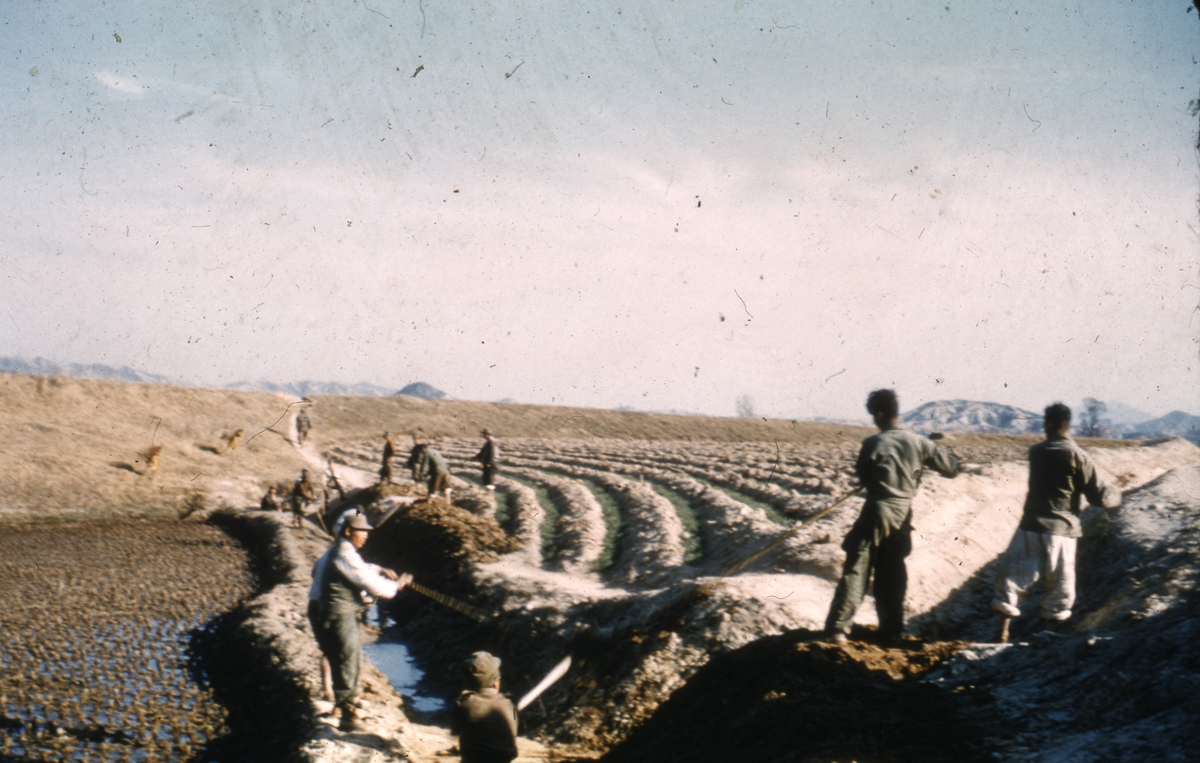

{"left": 451, "top": 651, "right": 518, "bottom": 763}
{"left": 991, "top": 403, "right": 1121, "bottom": 642}
{"left": 824, "top": 389, "right": 960, "bottom": 644}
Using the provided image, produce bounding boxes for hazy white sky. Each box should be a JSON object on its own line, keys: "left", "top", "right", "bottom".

{"left": 2, "top": 0, "right": 1197, "bottom": 420}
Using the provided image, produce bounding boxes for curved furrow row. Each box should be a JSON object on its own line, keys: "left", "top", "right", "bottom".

{"left": 636, "top": 468, "right": 786, "bottom": 573}
{"left": 493, "top": 477, "right": 544, "bottom": 564}
{"left": 504, "top": 457, "right": 690, "bottom": 587}
{"left": 501, "top": 451, "right": 801, "bottom": 527}
{"left": 503, "top": 467, "right": 607, "bottom": 575}
{"left": 495, "top": 452, "right": 783, "bottom": 574}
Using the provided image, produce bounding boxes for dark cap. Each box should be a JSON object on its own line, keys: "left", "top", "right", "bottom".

{"left": 462, "top": 651, "right": 501, "bottom": 689}
{"left": 481, "top": 429, "right": 492, "bottom": 436}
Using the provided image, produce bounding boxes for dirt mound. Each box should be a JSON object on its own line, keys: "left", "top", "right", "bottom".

{"left": 601, "top": 631, "right": 986, "bottom": 763}
{"left": 365, "top": 499, "right": 521, "bottom": 591}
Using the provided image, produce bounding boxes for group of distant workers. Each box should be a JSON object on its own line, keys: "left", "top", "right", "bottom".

{"left": 380, "top": 429, "right": 501, "bottom": 503}
{"left": 824, "top": 389, "right": 1121, "bottom": 646}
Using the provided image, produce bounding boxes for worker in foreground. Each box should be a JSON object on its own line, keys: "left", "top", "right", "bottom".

{"left": 315, "top": 512, "right": 412, "bottom": 731}
{"left": 991, "top": 402, "right": 1122, "bottom": 642}
{"left": 824, "top": 389, "right": 960, "bottom": 644}
{"left": 452, "top": 651, "right": 519, "bottom": 763}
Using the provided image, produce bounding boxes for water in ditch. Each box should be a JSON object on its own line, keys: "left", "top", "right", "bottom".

{"left": 363, "top": 608, "right": 449, "bottom": 717}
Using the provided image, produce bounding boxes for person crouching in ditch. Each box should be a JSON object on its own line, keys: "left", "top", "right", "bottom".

{"left": 451, "top": 651, "right": 518, "bottom": 763}
{"left": 316, "top": 512, "right": 412, "bottom": 731}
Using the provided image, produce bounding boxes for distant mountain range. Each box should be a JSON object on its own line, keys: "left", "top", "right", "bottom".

{"left": 0, "top": 357, "right": 447, "bottom": 401}
{"left": 902, "top": 399, "right": 1200, "bottom": 444}
{"left": 1, "top": 357, "right": 1194, "bottom": 442}
{"left": 0, "top": 356, "right": 176, "bottom": 385}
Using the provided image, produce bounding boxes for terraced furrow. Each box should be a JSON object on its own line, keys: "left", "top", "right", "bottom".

{"left": 504, "top": 467, "right": 607, "bottom": 574}
{"left": 509, "top": 445, "right": 844, "bottom": 519}
{"left": 636, "top": 469, "right": 786, "bottom": 572}
{"left": 510, "top": 459, "right": 690, "bottom": 587}
{"left": 494, "top": 477, "right": 543, "bottom": 563}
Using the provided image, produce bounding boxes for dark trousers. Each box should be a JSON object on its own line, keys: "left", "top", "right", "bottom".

{"left": 825, "top": 525, "right": 911, "bottom": 638}
{"left": 316, "top": 602, "right": 365, "bottom": 704}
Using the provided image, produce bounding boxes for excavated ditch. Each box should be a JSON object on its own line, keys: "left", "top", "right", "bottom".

{"left": 345, "top": 439, "right": 1200, "bottom": 762}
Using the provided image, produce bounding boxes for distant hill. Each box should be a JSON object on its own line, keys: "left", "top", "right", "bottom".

{"left": 1123, "top": 411, "right": 1200, "bottom": 444}
{"left": 901, "top": 400, "right": 1043, "bottom": 435}
{"left": 0, "top": 356, "right": 175, "bottom": 385}
{"left": 397, "top": 382, "right": 448, "bottom": 400}
{"left": 224, "top": 380, "right": 402, "bottom": 397}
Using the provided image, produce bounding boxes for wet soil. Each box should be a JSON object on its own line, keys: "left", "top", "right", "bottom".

{"left": 0, "top": 521, "right": 258, "bottom": 762}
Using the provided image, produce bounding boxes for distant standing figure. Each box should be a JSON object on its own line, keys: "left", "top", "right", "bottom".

{"left": 824, "top": 389, "right": 960, "bottom": 644}
{"left": 474, "top": 430, "right": 501, "bottom": 491}
{"left": 291, "top": 469, "right": 318, "bottom": 528}
{"left": 380, "top": 433, "right": 397, "bottom": 485}
{"left": 260, "top": 486, "right": 283, "bottom": 512}
{"left": 296, "top": 402, "right": 313, "bottom": 446}
{"left": 991, "top": 403, "right": 1122, "bottom": 642}
{"left": 451, "top": 651, "right": 518, "bottom": 763}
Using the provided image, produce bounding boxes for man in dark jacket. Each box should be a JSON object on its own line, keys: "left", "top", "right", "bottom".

{"left": 474, "top": 430, "right": 501, "bottom": 491}
{"left": 824, "top": 389, "right": 960, "bottom": 643}
{"left": 291, "top": 469, "right": 318, "bottom": 528}
{"left": 451, "top": 651, "right": 518, "bottom": 763}
{"left": 379, "top": 433, "right": 397, "bottom": 485}
{"left": 991, "top": 403, "right": 1121, "bottom": 642}
{"left": 405, "top": 435, "right": 428, "bottom": 483}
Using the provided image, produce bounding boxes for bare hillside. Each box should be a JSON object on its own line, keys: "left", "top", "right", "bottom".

{"left": 0, "top": 373, "right": 308, "bottom": 521}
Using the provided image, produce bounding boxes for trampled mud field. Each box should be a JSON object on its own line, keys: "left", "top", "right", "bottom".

{"left": 0, "top": 522, "right": 256, "bottom": 762}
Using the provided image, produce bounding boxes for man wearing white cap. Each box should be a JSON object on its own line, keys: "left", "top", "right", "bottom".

{"left": 316, "top": 511, "right": 412, "bottom": 731}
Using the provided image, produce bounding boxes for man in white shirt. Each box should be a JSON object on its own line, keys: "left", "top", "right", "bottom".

{"left": 316, "top": 512, "right": 412, "bottom": 731}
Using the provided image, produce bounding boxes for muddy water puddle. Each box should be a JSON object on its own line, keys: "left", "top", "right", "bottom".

{"left": 0, "top": 521, "right": 256, "bottom": 762}
{"left": 363, "top": 639, "right": 448, "bottom": 716}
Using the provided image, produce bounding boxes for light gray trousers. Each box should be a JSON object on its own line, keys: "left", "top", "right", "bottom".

{"left": 991, "top": 530, "right": 1077, "bottom": 620}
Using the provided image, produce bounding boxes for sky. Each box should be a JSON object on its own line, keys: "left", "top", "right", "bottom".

{"left": 1, "top": 0, "right": 1197, "bottom": 421}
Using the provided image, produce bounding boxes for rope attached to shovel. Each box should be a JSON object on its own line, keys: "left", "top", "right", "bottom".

{"left": 406, "top": 581, "right": 491, "bottom": 622}
{"left": 699, "top": 486, "right": 864, "bottom": 594}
